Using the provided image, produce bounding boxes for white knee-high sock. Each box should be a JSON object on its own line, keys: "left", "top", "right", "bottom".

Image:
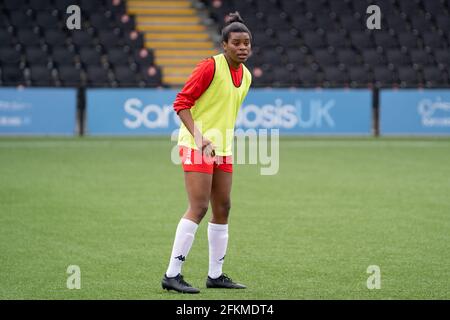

{"left": 208, "top": 222, "right": 229, "bottom": 279}
{"left": 166, "top": 218, "right": 199, "bottom": 278}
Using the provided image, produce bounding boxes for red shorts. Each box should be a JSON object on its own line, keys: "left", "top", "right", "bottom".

{"left": 179, "top": 146, "right": 233, "bottom": 174}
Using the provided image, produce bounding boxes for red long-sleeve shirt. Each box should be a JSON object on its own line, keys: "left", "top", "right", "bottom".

{"left": 173, "top": 57, "right": 244, "bottom": 114}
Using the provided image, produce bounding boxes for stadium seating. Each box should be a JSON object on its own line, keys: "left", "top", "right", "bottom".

{"left": 0, "top": 0, "right": 162, "bottom": 87}
{"left": 1, "top": 0, "right": 450, "bottom": 89}
{"left": 202, "top": 0, "right": 450, "bottom": 88}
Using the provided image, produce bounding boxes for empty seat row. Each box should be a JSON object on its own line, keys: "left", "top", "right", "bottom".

{"left": 251, "top": 65, "right": 450, "bottom": 88}
{"left": 203, "top": 0, "right": 450, "bottom": 88}
{"left": 0, "top": 65, "right": 163, "bottom": 87}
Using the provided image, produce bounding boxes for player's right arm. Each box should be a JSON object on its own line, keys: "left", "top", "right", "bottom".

{"left": 177, "top": 109, "right": 214, "bottom": 156}
{"left": 173, "top": 58, "right": 216, "bottom": 156}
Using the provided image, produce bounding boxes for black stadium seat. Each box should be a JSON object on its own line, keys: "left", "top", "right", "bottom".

{"left": 28, "top": 0, "right": 53, "bottom": 11}
{"left": 1, "top": 66, "right": 24, "bottom": 86}
{"left": 35, "top": 11, "right": 62, "bottom": 29}
{"left": 4, "top": 0, "right": 26, "bottom": 11}
{"left": 89, "top": 13, "right": 115, "bottom": 31}
{"left": 434, "top": 49, "right": 450, "bottom": 69}
{"left": 422, "top": 32, "right": 446, "bottom": 50}
{"left": 386, "top": 49, "right": 411, "bottom": 67}
{"left": 58, "top": 65, "right": 82, "bottom": 87}
{"left": 25, "top": 47, "right": 49, "bottom": 65}
{"left": 410, "top": 49, "right": 433, "bottom": 67}
{"left": 374, "top": 32, "right": 399, "bottom": 50}
{"left": 107, "top": 48, "right": 130, "bottom": 67}
{"left": 141, "top": 66, "right": 163, "bottom": 87}
{"left": 329, "top": 0, "right": 352, "bottom": 15}
{"left": 349, "top": 66, "right": 370, "bottom": 87}
{"left": 302, "top": 31, "right": 326, "bottom": 50}
{"left": 0, "top": 48, "right": 21, "bottom": 67}
{"left": 52, "top": 47, "right": 77, "bottom": 67}
{"left": 362, "top": 50, "right": 386, "bottom": 67}
{"left": 410, "top": 14, "right": 433, "bottom": 34}
{"left": 45, "top": 30, "right": 67, "bottom": 47}
{"left": 276, "top": 32, "right": 300, "bottom": 48}
{"left": 280, "top": 0, "right": 304, "bottom": 14}
{"left": 298, "top": 66, "right": 319, "bottom": 87}
{"left": 326, "top": 32, "right": 348, "bottom": 49}
{"left": 373, "top": 67, "right": 395, "bottom": 88}
{"left": 10, "top": 12, "right": 34, "bottom": 28}
{"left": 323, "top": 67, "right": 349, "bottom": 87}
{"left": 398, "top": 0, "right": 418, "bottom": 15}
{"left": 17, "top": 29, "right": 41, "bottom": 47}
{"left": 397, "top": 33, "right": 420, "bottom": 50}
{"left": 123, "top": 31, "right": 144, "bottom": 50}
{"left": 315, "top": 13, "right": 337, "bottom": 32}
{"left": 398, "top": 66, "right": 420, "bottom": 87}
{"left": 266, "top": 13, "right": 289, "bottom": 31}
{"left": 133, "top": 48, "right": 155, "bottom": 68}
{"left": 106, "top": 0, "right": 126, "bottom": 14}
{"left": 304, "top": 0, "right": 323, "bottom": 15}
{"left": 291, "top": 15, "right": 316, "bottom": 31}
{"left": 86, "top": 66, "right": 110, "bottom": 87}
{"left": 339, "top": 15, "right": 364, "bottom": 31}
{"left": 53, "top": 0, "right": 75, "bottom": 13}
{"left": 0, "top": 30, "right": 15, "bottom": 46}
{"left": 423, "top": 0, "right": 445, "bottom": 15}
{"left": 272, "top": 68, "right": 295, "bottom": 87}
{"left": 98, "top": 30, "right": 124, "bottom": 48}
{"left": 314, "top": 50, "right": 337, "bottom": 67}
{"left": 261, "top": 51, "right": 280, "bottom": 67}
{"left": 285, "top": 48, "right": 308, "bottom": 65}
{"left": 71, "top": 31, "right": 94, "bottom": 48}
{"left": 253, "top": 31, "right": 273, "bottom": 48}
{"left": 338, "top": 49, "right": 360, "bottom": 67}
{"left": 351, "top": 31, "right": 375, "bottom": 50}
{"left": 422, "top": 66, "right": 448, "bottom": 87}
{"left": 79, "top": 47, "right": 102, "bottom": 66}
{"left": 435, "top": 16, "right": 450, "bottom": 33}
{"left": 114, "top": 66, "right": 137, "bottom": 86}
{"left": 29, "top": 66, "right": 54, "bottom": 86}
{"left": 80, "top": 0, "right": 103, "bottom": 12}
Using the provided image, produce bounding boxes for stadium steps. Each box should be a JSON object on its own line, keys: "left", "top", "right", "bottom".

{"left": 127, "top": 0, "right": 218, "bottom": 87}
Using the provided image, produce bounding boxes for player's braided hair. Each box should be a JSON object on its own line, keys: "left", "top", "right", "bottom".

{"left": 221, "top": 11, "right": 252, "bottom": 43}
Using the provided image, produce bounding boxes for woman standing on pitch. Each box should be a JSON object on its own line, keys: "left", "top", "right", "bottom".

{"left": 162, "top": 12, "right": 252, "bottom": 294}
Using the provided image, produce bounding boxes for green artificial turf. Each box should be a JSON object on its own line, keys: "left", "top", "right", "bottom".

{"left": 0, "top": 137, "right": 449, "bottom": 299}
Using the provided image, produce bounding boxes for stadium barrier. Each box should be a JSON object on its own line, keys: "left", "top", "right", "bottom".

{"left": 2, "top": 88, "right": 450, "bottom": 136}
{"left": 0, "top": 87, "right": 77, "bottom": 135}
{"left": 380, "top": 89, "right": 450, "bottom": 135}
{"left": 86, "top": 88, "right": 373, "bottom": 135}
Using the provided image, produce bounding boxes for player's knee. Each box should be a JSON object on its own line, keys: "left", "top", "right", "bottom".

{"left": 225, "top": 201, "right": 231, "bottom": 214}
{"left": 192, "top": 203, "right": 209, "bottom": 218}
{"left": 220, "top": 201, "right": 231, "bottom": 216}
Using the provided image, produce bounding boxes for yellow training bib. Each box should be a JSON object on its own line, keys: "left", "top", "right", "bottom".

{"left": 177, "top": 54, "right": 252, "bottom": 156}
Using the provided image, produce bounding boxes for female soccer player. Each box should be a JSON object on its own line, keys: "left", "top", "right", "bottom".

{"left": 162, "top": 12, "right": 252, "bottom": 294}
